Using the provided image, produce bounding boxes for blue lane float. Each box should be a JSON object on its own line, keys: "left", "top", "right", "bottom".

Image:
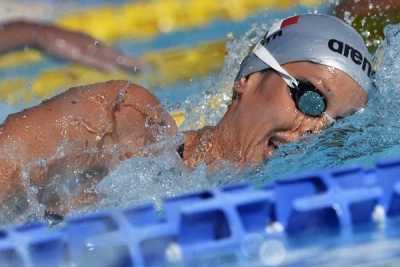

{"left": 1, "top": 158, "right": 400, "bottom": 267}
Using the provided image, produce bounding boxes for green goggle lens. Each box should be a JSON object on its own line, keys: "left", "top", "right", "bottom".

{"left": 290, "top": 80, "right": 327, "bottom": 118}
{"left": 298, "top": 90, "right": 326, "bottom": 117}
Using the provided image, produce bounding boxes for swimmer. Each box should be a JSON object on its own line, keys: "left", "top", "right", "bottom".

{"left": 0, "top": 14, "right": 373, "bottom": 216}
{"left": 0, "top": 20, "right": 142, "bottom": 72}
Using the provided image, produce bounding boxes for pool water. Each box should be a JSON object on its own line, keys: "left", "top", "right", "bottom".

{"left": 177, "top": 219, "right": 400, "bottom": 267}
{"left": 1, "top": 0, "right": 400, "bottom": 265}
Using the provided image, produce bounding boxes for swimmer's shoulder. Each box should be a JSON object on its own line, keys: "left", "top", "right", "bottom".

{"left": 93, "top": 80, "right": 178, "bottom": 137}
{"left": 2, "top": 80, "right": 162, "bottom": 119}
{"left": 61, "top": 80, "right": 162, "bottom": 108}
{"left": 79, "top": 80, "right": 178, "bottom": 132}
{"left": 106, "top": 80, "right": 162, "bottom": 108}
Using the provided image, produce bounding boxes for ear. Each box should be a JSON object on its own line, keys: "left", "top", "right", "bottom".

{"left": 233, "top": 77, "right": 248, "bottom": 96}
{"left": 233, "top": 72, "right": 265, "bottom": 98}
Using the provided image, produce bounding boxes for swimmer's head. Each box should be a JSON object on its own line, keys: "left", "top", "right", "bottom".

{"left": 236, "top": 14, "right": 374, "bottom": 94}
{"left": 225, "top": 15, "right": 370, "bottom": 163}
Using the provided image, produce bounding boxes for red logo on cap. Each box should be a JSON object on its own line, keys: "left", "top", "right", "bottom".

{"left": 281, "top": 16, "right": 299, "bottom": 28}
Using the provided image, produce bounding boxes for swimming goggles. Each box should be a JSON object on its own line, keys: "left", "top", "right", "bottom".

{"left": 238, "top": 41, "right": 333, "bottom": 120}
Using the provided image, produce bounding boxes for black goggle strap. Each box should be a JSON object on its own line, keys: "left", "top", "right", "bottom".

{"left": 252, "top": 42, "right": 335, "bottom": 123}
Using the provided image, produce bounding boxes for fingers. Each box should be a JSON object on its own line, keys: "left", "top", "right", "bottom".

{"left": 73, "top": 49, "right": 143, "bottom": 74}
{"left": 113, "top": 52, "right": 145, "bottom": 72}
{"left": 96, "top": 46, "right": 144, "bottom": 73}
{"left": 115, "top": 55, "right": 144, "bottom": 73}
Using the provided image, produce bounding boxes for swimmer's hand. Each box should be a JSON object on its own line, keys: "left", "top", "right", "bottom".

{"left": 0, "top": 21, "right": 143, "bottom": 73}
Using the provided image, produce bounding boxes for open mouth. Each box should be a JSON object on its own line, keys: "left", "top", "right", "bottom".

{"left": 268, "top": 139, "right": 279, "bottom": 149}
{"left": 263, "top": 138, "right": 279, "bottom": 160}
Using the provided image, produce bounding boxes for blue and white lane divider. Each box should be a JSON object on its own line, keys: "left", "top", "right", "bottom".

{"left": 1, "top": 158, "right": 400, "bottom": 267}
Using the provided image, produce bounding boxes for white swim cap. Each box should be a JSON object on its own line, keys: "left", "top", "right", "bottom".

{"left": 236, "top": 14, "right": 374, "bottom": 92}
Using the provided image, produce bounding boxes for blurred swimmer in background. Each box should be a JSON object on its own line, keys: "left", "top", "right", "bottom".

{"left": 0, "top": 14, "right": 374, "bottom": 216}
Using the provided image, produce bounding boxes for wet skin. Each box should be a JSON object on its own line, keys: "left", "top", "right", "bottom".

{"left": 0, "top": 62, "right": 366, "bottom": 215}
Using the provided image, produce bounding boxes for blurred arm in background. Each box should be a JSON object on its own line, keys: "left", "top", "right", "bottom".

{"left": 0, "top": 21, "right": 142, "bottom": 72}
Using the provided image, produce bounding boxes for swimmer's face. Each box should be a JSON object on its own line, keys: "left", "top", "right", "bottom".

{"left": 231, "top": 61, "right": 367, "bottom": 161}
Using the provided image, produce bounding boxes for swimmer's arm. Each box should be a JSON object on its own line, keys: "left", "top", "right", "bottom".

{"left": 0, "top": 21, "right": 142, "bottom": 72}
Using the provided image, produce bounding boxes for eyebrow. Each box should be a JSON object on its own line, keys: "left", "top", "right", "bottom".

{"left": 303, "top": 69, "right": 337, "bottom": 94}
